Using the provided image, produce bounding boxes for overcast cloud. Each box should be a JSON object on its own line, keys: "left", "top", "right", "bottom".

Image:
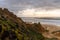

{"left": 0, "top": 0, "right": 60, "bottom": 17}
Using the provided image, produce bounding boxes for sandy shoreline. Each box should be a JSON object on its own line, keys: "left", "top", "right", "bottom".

{"left": 41, "top": 24, "right": 60, "bottom": 32}
{"left": 41, "top": 24, "right": 60, "bottom": 40}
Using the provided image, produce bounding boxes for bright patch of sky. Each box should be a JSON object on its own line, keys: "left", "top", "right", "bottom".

{"left": 17, "top": 9, "right": 60, "bottom": 17}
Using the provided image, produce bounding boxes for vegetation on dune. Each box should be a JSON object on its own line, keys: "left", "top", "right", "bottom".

{"left": 0, "top": 8, "right": 45, "bottom": 40}
{"left": 0, "top": 8, "right": 58, "bottom": 40}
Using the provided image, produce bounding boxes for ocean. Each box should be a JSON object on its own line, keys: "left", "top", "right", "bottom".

{"left": 21, "top": 17, "right": 60, "bottom": 26}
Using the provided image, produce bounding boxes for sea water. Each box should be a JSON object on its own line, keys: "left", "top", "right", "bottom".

{"left": 21, "top": 17, "right": 60, "bottom": 26}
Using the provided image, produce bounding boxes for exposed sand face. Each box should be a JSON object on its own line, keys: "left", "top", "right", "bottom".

{"left": 41, "top": 24, "right": 60, "bottom": 39}
{"left": 41, "top": 24, "right": 60, "bottom": 32}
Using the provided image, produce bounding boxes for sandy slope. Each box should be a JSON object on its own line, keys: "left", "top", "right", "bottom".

{"left": 42, "top": 24, "right": 60, "bottom": 32}
{"left": 41, "top": 24, "right": 60, "bottom": 40}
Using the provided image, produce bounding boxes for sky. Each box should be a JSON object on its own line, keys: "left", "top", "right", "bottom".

{"left": 0, "top": 0, "right": 60, "bottom": 17}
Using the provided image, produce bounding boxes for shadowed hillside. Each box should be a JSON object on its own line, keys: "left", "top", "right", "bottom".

{"left": 0, "top": 8, "right": 58, "bottom": 40}
{"left": 0, "top": 8, "right": 46, "bottom": 40}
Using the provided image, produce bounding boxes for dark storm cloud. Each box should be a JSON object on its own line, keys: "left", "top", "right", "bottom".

{"left": 0, "top": 0, "right": 60, "bottom": 13}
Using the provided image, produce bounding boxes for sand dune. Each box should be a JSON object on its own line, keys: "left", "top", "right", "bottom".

{"left": 41, "top": 24, "right": 60, "bottom": 40}
{"left": 42, "top": 24, "right": 60, "bottom": 32}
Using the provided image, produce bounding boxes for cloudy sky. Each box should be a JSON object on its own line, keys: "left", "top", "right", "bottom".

{"left": 0, "top": 0, "right": 60, "bottom": 17}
